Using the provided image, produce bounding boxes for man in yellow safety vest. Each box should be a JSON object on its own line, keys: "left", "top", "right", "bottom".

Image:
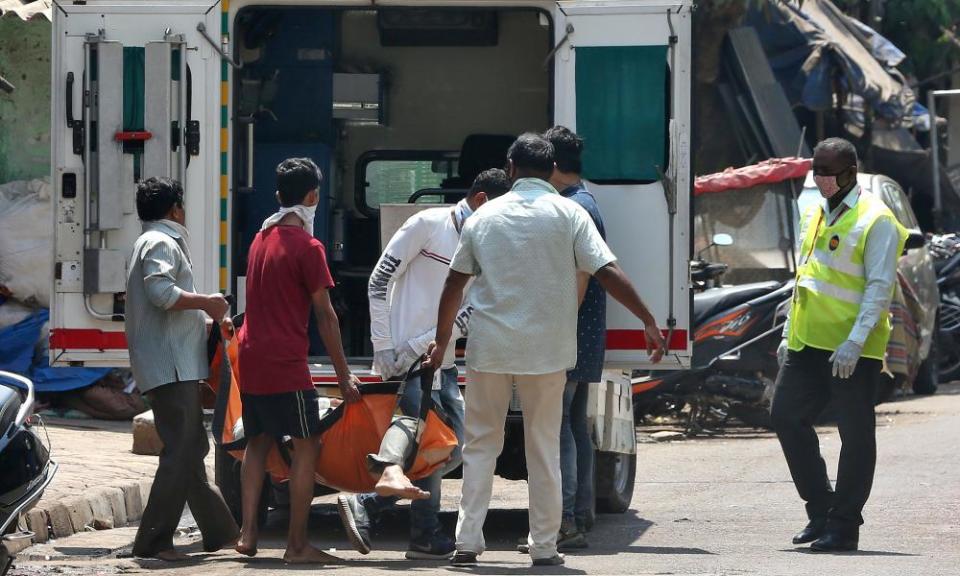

{"left": 771, "top": 137, "right": 907, "bottom": 552}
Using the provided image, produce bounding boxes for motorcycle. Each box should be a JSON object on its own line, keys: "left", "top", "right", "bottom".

{"left": 0, "top": 372, "right": 57, "bottom": 576}
{"left": 930, "top": 233, "right": 960, "bottom": 382}
{"left": 633, "top": 235, "right": 793, "bottom": 434}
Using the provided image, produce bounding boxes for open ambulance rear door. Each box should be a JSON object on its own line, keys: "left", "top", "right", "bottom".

{"left": 554, "top": 0, "right": 693, "bottom": 370}
{"left": 50, "top": 1, "right": 222, "bottom": 366}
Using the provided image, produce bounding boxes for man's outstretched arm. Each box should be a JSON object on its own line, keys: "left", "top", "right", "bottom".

{"left": 594, "top": 262, "right": 666, "bottom": 363}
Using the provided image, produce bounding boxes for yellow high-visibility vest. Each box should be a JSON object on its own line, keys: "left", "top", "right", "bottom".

{"left": 788, "top": 190, "right": 907, "bottom": 360}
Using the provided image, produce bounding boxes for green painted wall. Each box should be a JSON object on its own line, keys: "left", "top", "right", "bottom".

{"left": 0, "top": 19, "right": 51, "bottom": 182}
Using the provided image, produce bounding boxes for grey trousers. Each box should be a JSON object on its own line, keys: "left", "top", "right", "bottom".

{"left": 133, "top": 380, "right": 239, "bottom": 556}
{"left": 366, "top": 416, "right": 418, "bottom": 475}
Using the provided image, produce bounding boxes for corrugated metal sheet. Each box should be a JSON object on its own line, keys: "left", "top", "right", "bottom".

{"left": 0, "top": 0, "right": 51, "bottom": 21}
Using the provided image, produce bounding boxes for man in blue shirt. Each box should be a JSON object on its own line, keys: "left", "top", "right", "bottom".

{"left": 545, "top": 126, "right": 606, "bottom": 549}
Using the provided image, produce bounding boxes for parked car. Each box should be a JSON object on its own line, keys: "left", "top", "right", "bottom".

{"left": 796, "top": 172, "right": 940, "bottom": 398}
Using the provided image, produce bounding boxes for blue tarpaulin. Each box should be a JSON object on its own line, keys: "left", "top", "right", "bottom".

{"left": 746, "top": 0, "right": 915, "bottom": 122}
{"left": 0, "top": 307, "right": 109, "bottom": 392}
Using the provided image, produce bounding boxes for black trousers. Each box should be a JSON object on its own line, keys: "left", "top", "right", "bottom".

{"left": 770, "top": 346, "right": 880, "bottom": 531}
{"left": 133, "top": 380, "right": 239, "bottom": 556}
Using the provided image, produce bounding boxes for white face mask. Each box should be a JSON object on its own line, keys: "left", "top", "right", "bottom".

{"left": 455, "top": 198, "right": 473, "bottom": 225}
{"left": 261, "top": 202, "right": 317, "bottom": 235}
{"left": 295, "top": 203, "right": 317, "bottom": 234}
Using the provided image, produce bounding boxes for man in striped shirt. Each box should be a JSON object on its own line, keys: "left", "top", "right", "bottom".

{"left": 125, "top": 177, "right": 239, "bottom": 562}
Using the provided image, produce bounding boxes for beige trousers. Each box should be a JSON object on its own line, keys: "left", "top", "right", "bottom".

{"left": 455, "top": 369, "right": 566, "bottom": 560}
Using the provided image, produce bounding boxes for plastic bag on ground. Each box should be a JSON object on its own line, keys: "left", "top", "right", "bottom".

{"left": 0, "top": 179, "right": 52, "bottom": 307}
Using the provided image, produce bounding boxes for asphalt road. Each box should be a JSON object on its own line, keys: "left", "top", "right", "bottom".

{"left": 12, "top": 383, "right": 960, "bottom": 576}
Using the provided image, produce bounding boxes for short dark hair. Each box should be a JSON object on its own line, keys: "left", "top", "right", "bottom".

{"left": 136, "top": 177, "right": 183, "bottom": 221}
{"left": 544, "top": 126, "right": 583, "bottom": 174}
{"left": 813, "top": 137, "right": 858, "bottom": 168}
{"left": 276, "top": 158, "right": 321, "bottom": 207}
{"left": 469, "top": 168, "right": 511, "bottom": 200}
{"left": 507, "top": 132, "right": 555, "bottom": 177}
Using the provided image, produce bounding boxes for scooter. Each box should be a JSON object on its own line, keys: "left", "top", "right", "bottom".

{"left": 633, "top": 235, "right": 793, "bottom": 434}
{"left": 0, "top": 372, "right": 57, "bottom": 576}
{"left": 931, "top": 234, "right": 960, "bottom": 382}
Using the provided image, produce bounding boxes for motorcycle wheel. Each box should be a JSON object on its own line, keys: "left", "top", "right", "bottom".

{"left": 936, "top": 302, "right": 960, "bottom": 382}
{"left": 727, "top": 402, "right": 772, "bottom": 429}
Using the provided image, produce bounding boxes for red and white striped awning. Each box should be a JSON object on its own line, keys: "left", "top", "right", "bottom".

{"left": 0, "top": 0, "right": 51, "bottom": 21}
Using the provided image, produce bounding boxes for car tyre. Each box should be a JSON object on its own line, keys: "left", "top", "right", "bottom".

{"left": 595, "top": 450, "right": 636, "bottom": 513}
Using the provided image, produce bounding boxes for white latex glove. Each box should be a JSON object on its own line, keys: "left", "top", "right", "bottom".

{"left": 829, "top": 340, "right": 863, "bottom": 379}
{"left": 777, "top": 338, "right": 788, "bottom": 368}
{"left": 395, "top": 341, "right": 422, "bottom": 376}
{"left": 372, "top": 349, "right": 399, "bottom": 380}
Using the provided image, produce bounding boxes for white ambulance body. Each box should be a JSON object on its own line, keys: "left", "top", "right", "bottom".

{"left": 51, "top": 0, "right": 693, "bottom": 511}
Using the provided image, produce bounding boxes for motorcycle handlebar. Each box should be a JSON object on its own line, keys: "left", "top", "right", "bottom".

{"left": 0, "top": 370, "right": 35, "bottom": 430}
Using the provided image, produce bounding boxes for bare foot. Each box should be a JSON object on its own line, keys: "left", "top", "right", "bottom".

{"left": 234, "top": 537, "right": 257, "bottom": 557}
{"left": 153, "top": 549, "right": 189, "bottom": 562}
{"left": 282, "top": 545, "right": 342, "bottom": 565}
{"left": 204, "top": 536, "right": 239, "bottom": 553}
{"left": 374, "top": 465, "right": 430, "bottom": 500}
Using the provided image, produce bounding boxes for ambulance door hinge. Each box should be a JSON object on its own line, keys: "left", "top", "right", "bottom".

{"left": 667, "top": 8, "right": 678, "bottom": 45}
{"left": 171, "top": 120, "right": 181, "bottom": 151}
{"left": 185, "top": 120, "right": 200, "bottom": 156}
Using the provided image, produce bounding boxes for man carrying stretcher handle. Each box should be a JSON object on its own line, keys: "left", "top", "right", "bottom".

{"left": 338, "top": 169, "right": 512, "bottom": 560}
{"left": 234, "top": 158, "right": 361, "bottom": 565}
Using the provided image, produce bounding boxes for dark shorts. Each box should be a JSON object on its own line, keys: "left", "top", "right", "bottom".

{"left": 241, "top": 388, "right": 321, "bottom": 439}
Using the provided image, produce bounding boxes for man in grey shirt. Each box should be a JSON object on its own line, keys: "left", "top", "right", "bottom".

{"left": 425, "top": 134, "right": 666, "bottom": 567}
{"left": 125, "top": 177, "right": 239, "bottom": 561}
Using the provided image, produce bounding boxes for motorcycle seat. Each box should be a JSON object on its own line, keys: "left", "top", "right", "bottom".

{"left": 693, "top": 281, "right": 782, "bottom": 326}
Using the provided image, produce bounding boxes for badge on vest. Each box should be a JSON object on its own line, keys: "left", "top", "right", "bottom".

{"left": 829, "top": 235, "right": 840, "bottom": 251}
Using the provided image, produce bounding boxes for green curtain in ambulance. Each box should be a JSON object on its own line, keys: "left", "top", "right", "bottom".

{"left": 575, "top": 45, "right": 668, "bottom": 182}
{"left": 123, "top": 47, "right": 145, "bottom": 133}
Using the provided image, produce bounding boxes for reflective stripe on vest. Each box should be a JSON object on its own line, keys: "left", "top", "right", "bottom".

{"left": 788, "top": 191, "right": 907, "bottom": 360}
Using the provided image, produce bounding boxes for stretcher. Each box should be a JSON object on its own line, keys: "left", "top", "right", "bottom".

{"left": 208, "top": 316, "right": 458, "bottom": 492}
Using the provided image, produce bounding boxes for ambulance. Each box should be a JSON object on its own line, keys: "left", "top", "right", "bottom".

{"left": 50, "top": 0, "right": 693, "bottom": 515}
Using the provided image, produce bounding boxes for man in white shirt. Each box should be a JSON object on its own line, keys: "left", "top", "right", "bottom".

{"left": 425, "top": 133, "right": 666, "bottom": 567}
{"left": 337, "top": 169, "right": 511, "bottom": 560}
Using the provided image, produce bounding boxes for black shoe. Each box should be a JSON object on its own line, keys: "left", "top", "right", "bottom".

{"left": 792, "top": 519, "right": 827, "bottom": 545}
{"left": 532, "top": 554, "right": 565, "bottom": 566}
{"left": 810, "top": 529, "right": 859, "bottom": 552}
{"left": 337, "top": 495, "right": 372, "bottom": 555}
{"left": 557, "top": 519, "right": 588, "bottom": 551}
{"left": 451, "top": 550, "right": 479, "bottom": 565}
{"left": 406, "top": 532, "right": 456, "bottom": 560}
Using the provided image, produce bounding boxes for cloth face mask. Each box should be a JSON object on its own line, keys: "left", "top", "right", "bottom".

{"left": 261, "top": 202, "right": 317, "bottom": 235}
{"left": 813, "top": 174, "right": 841, "bottom": 199}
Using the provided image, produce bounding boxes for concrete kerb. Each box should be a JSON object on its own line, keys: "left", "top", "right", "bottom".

{"left": 18, "top": 479, "right": 151, "bottom": 547}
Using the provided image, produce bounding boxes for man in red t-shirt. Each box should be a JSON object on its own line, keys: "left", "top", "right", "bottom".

{"left": 234, "top": 157, "right": 361, "bottom": 564}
